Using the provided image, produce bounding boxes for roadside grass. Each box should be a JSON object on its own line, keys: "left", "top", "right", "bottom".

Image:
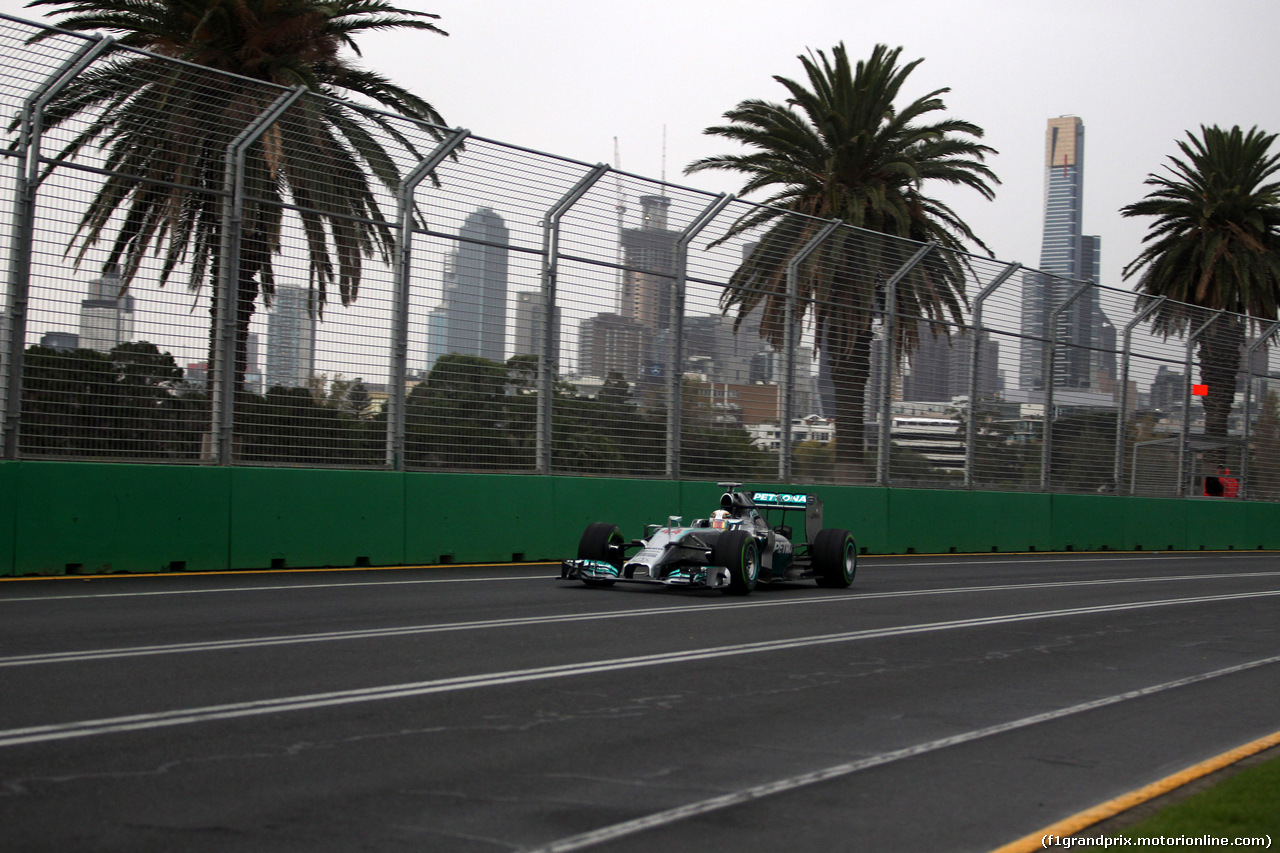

{"left": 1120, "top": 753, "right": 1280, "bottom": 841}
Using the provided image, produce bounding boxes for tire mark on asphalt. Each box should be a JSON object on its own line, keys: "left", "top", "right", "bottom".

{"left": 522, "top": 653, "right": 1280, "bottom": 852}
{"left": 4, "top": 571, "right": 1278, "bottom": 668}
{"left": 1, "top": 588, "right": 1278, "bottom": 748}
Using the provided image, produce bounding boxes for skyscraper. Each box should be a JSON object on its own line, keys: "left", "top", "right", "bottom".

{"left": 578, "top": 313, "right": 651, "bottom": 380}
{"left": 513, "top": 289, "right": 561, "bottom": 369}
{"left": 902, "top": 322, "right": 1001, "bottom": 403}
{"left": 1020, "top": 117, "right": 1113, "bottom": 391}
{"left": 619, "top": 195, "right": 677, "bottom": 333}
{"left": 265, "top": 285, "right": 316, "bottom": 389}
{"left": 429, "top": 207, "right": 510, "bottom": 368}
{"left": 244, "top": 333, "right": 263, "bottom": 395}
{"left": 78, "top": 265, "right": 134, "bottom": 353}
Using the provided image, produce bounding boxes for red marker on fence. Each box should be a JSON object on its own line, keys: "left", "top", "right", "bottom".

{"left": 1192, "top": 384, "right": 1209, "bottom": 396}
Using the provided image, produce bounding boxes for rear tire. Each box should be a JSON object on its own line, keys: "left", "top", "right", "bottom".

{"left": 577, "top": 522, "right": 624, "bottom": 587}
{"left": 812, "top": 528, "right": 856, "bottom": 588}
{"left": 714, "top": 530, "right": 759, "bottom": 596}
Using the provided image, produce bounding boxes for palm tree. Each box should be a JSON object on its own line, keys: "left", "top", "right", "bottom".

{"left": 1121, "top": 125, "right": 1280, "bottom": 441}
{"left": 24, "top": 0, "right": 450, "bottom": 390}
{"left": 685, "top": 43, "right": 998, "bottom": 475}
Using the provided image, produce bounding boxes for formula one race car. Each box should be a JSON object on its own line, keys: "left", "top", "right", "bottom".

{"left": 560, "top": 483, "right": 856, "bottom": 595}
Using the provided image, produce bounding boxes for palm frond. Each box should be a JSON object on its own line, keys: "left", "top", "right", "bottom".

{"left": 1122, "top": 124, "right": 1280, "bottom": 324}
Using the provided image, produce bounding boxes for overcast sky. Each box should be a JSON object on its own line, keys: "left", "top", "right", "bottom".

{"left": 5, "top": 0, "right": 1280, "bottom": 291}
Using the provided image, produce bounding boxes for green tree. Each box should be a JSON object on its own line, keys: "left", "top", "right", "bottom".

{"left": 1121, "top": 125, "right": 1280, "bottom": 441}
{"left": 956, "top": 396, "right": 1037, "bottom": 489}
{"left": 793, "top": 440, "right": 834, "bottom": 483}
{"left": 596, "top": 372, "right": 633, "bottom": 408}
{"left": 108, "top": 341, "right": 201, "bottom": 456}
{"left": 25, "top": 0, "right": 450, "bottom": 390}
{"left": 686, "top": 43, "right": 998, "bottom": 477}
{"left": 323, "top": 374, "right": 372, "bottom": 418}
{"left": 549, "top": 394, "right": 629, "bottom": 474}
{"left": 675, "top": 376, "right": 774, "bottom": 481}
{"left": 344, "top": 379, "right": 371, "bottom": 419}
{"left": 20, "top": 346, "right": 116, "bottom": 455}
{"left": 19, "top": 341, "right": 201, "bottom": 457}
{"left": 406, "top": 353, "right": 523, "bottom": 470}
{"left": 239, "top": 385, "right": 381, "bottom": 465}
{"left": 1049, "top": 409, "right": 1119, "bottom": 493}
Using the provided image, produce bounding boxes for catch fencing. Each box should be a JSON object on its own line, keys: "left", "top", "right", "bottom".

{"left": 2, "top": 13, "right": 1278, "bottom": 499}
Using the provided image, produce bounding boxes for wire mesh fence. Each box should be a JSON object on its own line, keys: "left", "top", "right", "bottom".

{"left": 3, "top": 13, "right": 1279, "bottom": 498}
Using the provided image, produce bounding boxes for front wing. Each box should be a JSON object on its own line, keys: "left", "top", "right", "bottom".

{"left": 560, "top": 559, "right": 732, "bottom": 590}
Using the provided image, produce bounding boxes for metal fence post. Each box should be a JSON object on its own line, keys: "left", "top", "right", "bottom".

{"left": 386, "top": 128, "right": 470, "bottom": 470}
{"left": 212, "top": 85, "right": 307, "bottom": 465}
{"left": 780, "top": 219, "right": 842, "bottom": 482}
{"left": 2, "top": 35, "right": 113, "bottom": 460}
{"left": 1239, "top": 318, "right": 1280, "bottom": 499}
{"left": 537, "top": 164, "right": 609, "bottom": 475}
{"left": 876, "top": 242, "right": 936, "bottom": 487}
{"left": 667, "top": 193, "right": 733, "bottom": 479}
{"left": 1113, "top": 296, "right": 1166, "bottom": 494}
{"left": 963, "top": 261, "right": 1019, "bottom": 489}
{"left": 1177, "top": 309, "right": 1225, "bottom": 496}
{"left": 1039, "top": 279, "right": 1091, "bottom": 492}
{"left": 1240, "top": 320, "right": 1280, "bottom": 499}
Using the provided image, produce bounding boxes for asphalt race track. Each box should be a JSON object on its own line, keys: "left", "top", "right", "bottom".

{"left": 2, "top": 552, "right": 1278, "bottom": 852}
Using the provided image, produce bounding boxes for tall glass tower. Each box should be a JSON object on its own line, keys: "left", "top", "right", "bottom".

{"left": 429, "top": 207, "right": 510, "bottom": 367}
{"left": 1020, "top": 117, "right": 1111, "bottom": 391}
{"left": 265, "top": 285, "right": 316, "bottom": 389}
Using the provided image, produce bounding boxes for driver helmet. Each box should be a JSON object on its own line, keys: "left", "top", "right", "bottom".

{"left": 711, "top": 509, "right": 731, "bottom": 529}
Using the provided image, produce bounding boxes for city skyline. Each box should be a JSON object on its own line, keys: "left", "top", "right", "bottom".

{"left": 5, "top": 2, "right": 1274, "bottom": 402}
{"left": 346, "top": 0, "right": 1280, "bottom": 296}
{"left": 8, "top": 0, "right": 1278, "bottom": 295}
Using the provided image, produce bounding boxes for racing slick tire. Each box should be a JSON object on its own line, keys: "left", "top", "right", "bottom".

{"left": 577, "top": 522, "right": 624, "bottom": 587}
{"left": 812, "top": 528, "right": 857, "bottom": 588}
{"left": 713, "top": 529, "right": 759, "bottom": 596}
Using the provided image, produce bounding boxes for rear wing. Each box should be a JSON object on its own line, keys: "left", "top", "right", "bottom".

{"left": 743, "top": 489, "right": 824, "bottom": 545}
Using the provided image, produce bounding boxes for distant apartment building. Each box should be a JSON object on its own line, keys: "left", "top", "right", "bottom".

{"left": 1149, "top": 365, "right": 1185, "bottom": 412}
{"left": 79, "top": 265, "right": 134, "bottom": 353}
{"left": 39, "top": 331, "right": 79, "bottom": 351}
{"left": 512, "top": 289, "right": 561, "bottom": 370}
{"left": 244, "top": 333, "right": 262, "bottom": 394}
{"left": 265, "top": 286, "right": 316, "bottom": 389}
{"left": 747, "top": 414, "right": 832, "bottom": 453}
{"left": 902, "top": 322, "right": 1001, "bottom": 403}
{"left": 682, "top": 313, "right": 761, "bottom": 385}
{"left": 578, "top": 313, "right": 651, "bottom": 380}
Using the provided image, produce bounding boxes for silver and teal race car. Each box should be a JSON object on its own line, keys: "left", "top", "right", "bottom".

{"left": 560, "top": 483, "right": 856, "bottom": 595}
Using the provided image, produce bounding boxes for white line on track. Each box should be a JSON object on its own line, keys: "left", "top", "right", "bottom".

{"left": 0, "top": 573, "right": 539, "bottom": 602}
{"left": 521, "top": 652, "right": 1280, "bottom": 853}
{"left": 3, "top": 571, "right": 1279, "bottom": 668}
{"left": 4, "top": 553, "right": 1274, "bottom": 602}
{"left": 1, "top": 587, "right": 1278, "bottom": 748}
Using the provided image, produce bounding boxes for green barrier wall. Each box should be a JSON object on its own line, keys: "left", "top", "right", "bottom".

{"left": 2, "top": 460, "right": 1277, "bottom": 576}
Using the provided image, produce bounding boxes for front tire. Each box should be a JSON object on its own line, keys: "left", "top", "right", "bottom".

{"left": 578, "top": 522, "right": 624, "bottom": 587}
{"left": 812, "top": 528, "right": 856, "bottom": 588}
{"left": 714, "top": 530, "right": 758, "bottom": 596}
